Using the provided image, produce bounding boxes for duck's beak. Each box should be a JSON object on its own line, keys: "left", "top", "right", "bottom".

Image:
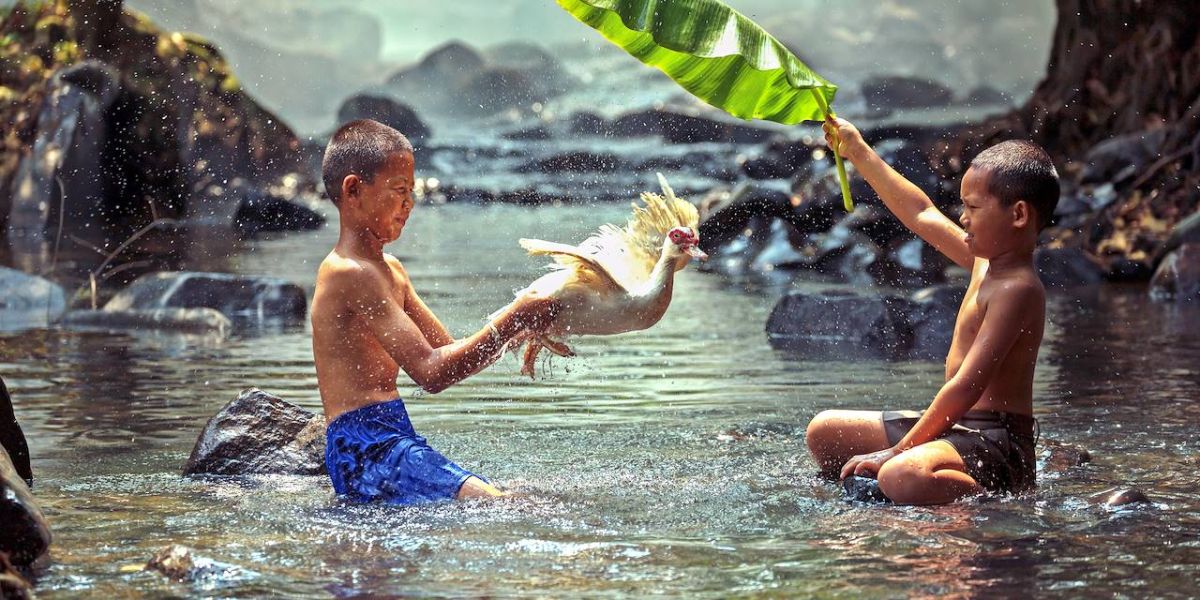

{"left": 685, "top": 245, "right": 708, "bottom": 261}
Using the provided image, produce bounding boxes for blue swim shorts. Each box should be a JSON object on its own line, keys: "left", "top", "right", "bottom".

{"left": 324, "top": 398, "right": 481, "bottom": 505}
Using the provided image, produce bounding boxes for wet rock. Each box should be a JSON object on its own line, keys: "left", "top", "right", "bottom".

{"left": 458, "top": 67, "right": 537, "bottom": 115}
{"left": 1105, "top": 257, "right": 1154, "bottom": 282}
{"left": 183, "top": 388, "right": 326, "bottom": 477}
{"left": 843, "top": 475, "right": 891, "bottom": 504}
{"left": 861, "top": 75, "right": 954, "bottom": 110}
{"left": 1035, "top": 247, "right": 1107, "bottom": 288}
{"left": 609, "top": 108, "right": 774, "bottom": 144}
{"left": 1039, "top": 439, "right": 1092, "bottom": 474}
{"left": 1160, "top": 211, "right": 1200, "bottom": 258}
{"left": 568, "top": 111, "right": 608, "bottom": 136}
{"left": 501, "top": 124, "right": 552, "bottom": 141}
{"left": 104, "top": 272, "right": 307, "bottom": 325}
{"left": 906, "top": 284, "right": 966, "bottom": 360}
{"left": 485, "top": 41, "right": 575, "bottom": 99}
{"left": 388, "top": 41, "right": 485, "bottom": 90}
{"left": 808, "top": 226, "right": 881, "bottom": 286}
{"left": 0, "top": 377, "right": 32, "bottom": 487}
{"left": 516, "top": 152, "right": 625, "bottom": 174}
{"left": 698, "top": 183, "right": 794, "bottom": 253}
{"left": 0, "top": 267, "right": 66, "bottom": 333}
{"left": 740, "top": 136, "right": 817, "bottom": 180}
{"left": 1149, "top": 244, "right": 1200, "bottom": 302}
{"left": 963, "top": 85, "right": 1012, "bottom": 106}
{"left": 1080, "top": 129, "right": 1168, "bottom": 185}
{"left": 1102, "top": 488, "right": 1152, "bottom": 508}
{"left": 6, "top": 61, "right": 118, "bottom": 249}
{"left": 0, "top": 446, "right": 51, "bottom": 566}
{"left": 145, "top": 544, "right": 242, "bottom": 582}
{"left": 0, "top": 556, "right": 34, "bottom": 600}
{"left": 766, "top": 290, "right": 912, "bottom": 358}
{"left": 871, "top": 237, "right": 948, "bottom": 288}
{"left": 233, "top": 190, "right": 324, "bottom": 236}
{"left": 335, "top": 94, "right": 430, "bottom": 143}
{"left": 62, "top": 307, "right": 232, "bottom": 335}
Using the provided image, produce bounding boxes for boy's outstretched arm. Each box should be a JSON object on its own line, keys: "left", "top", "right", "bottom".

{"left": 839, "top": 280, "right": 1040, "bottom": 480}
{"left": 823, "top": 118, "right": 974, "bottom": 269}
{"left": 329, "top": 264, "right": 559, "bottom": 394}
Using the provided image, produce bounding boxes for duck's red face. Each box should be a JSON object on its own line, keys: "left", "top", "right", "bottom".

{"left": 667, "top": 227, "right": 707, "bottom": 260}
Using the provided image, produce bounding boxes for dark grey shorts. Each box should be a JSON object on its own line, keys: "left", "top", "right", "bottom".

{"left": 882, "top": 410, "right": 1038, "bottom": 494}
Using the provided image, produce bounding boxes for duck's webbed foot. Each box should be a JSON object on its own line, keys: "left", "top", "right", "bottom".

{"left": 539, "top": 337, "right": 575, "bottom": 358}
{"left": 521, "top": 341, "right": 543, "bottom": 379}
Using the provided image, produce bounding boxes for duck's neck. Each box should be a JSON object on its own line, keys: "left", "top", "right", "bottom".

{"left": 632, "top": 252, "right": 682, "bottom": 313}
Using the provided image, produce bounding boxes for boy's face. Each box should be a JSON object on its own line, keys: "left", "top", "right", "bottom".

{"left": 353, "top": 152, "right": 415, "bottom": 244}
{"left": 959, "top": 166, "right": 1021, "bottom": 259}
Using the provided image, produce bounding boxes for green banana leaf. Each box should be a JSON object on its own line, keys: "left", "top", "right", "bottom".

{"left": 556, "top": 0, "right": 853, "bottom": 210}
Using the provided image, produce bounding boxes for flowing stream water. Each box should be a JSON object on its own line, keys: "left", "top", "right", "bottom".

{"left": 2, "top": 203, "right": 1198, "bottom": 597}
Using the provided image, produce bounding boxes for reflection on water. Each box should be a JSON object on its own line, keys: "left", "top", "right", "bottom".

{"left": 2, "top": 204, "right": 1198, "bottom": 597}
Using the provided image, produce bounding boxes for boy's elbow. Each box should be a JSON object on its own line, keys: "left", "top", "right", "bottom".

{"left": 420, "top": 380, "right": 448, "bottom": 394}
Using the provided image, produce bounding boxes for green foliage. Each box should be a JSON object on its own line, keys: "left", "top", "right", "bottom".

{"left": 556, "top": 0, "right": 853, "bottom": 210}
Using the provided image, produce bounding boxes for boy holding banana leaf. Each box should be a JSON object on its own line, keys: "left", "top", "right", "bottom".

{"left": 806, "top": 119, "right": 1060, "bottom": 504}
{"left": 554, "top": 0, "right": 1057, "bottom": 504}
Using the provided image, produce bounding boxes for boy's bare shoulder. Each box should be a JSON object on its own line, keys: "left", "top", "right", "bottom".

{"left": 316, "top": 252, "right": 388, "bottom": 297}
{"left": 988, "top": 268, "right": 1045, "bottom": 309}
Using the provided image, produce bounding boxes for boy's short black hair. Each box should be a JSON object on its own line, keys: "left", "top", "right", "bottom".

{"left": 322, "top": 119, "right": 413, "bottom": 205}
{"left": 970, "top": 140, "right": 1060, "bottom": 230}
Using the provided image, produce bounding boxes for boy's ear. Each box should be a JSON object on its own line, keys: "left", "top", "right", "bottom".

{"left": 1012, "top": 200, "right": 1031, "bottom": 228}
{"left": 341, "top": 174, "right": 361, "bottom": 206}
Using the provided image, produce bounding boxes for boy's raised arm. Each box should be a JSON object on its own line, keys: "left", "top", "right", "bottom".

{"left": 824, "top": 118, "right": 975, "bottom": 269}
{"left": 332, "top": 264, "right": 557, "bottom": 394}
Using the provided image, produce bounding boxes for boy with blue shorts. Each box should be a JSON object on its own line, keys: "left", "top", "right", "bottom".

{"left": 311, "top": 119, "right": 560, "bottom": 504}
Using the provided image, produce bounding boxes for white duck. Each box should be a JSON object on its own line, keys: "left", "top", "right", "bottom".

{"left": 499, "top": 174, "right": 707, "bottom": 377}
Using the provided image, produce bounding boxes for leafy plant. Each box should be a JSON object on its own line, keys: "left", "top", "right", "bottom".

{"left": 557, "top": 0, "right": 853, "bottom": 211}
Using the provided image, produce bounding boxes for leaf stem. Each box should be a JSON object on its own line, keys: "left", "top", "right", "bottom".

{"left": 811, "top": 91, "right": 854, "bottom": 212}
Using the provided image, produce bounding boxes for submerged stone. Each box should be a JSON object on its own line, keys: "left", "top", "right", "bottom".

{"left": 0, "top": 267, "right": 66, "bottom": 333}
{"left": 0, "top": 376, "right": 32, "bottom": 486}
{"left": 63, "top": 307, "right": 232, "bottom": 335}
{"left": 1149, "top": 244, "right": 1200, "bottom": 302}
{"left": 145, "top": 544, "right": 244, "bottom": 582}
{"left": 104, "top": 272, "right": 307, "bottom": 325}
{"left": 842, "top": 476, "right": 891, "bottom": 504}
{"left": 766, "top": 290, "right": 912, "bottom": 359}
{"left": 183, "top": 388, "right": 326, "bottom": 477}
{"left": 0, "top": 446, "right": 51, "bottom": 566}
{"left": 1102, "top": 488, "right": 1152, "bottom": 508}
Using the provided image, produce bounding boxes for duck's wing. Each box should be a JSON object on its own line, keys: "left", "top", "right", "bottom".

{"left": 519, "top": 238, "right": 630, "bottom": 294}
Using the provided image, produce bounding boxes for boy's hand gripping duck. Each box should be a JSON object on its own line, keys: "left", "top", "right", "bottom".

{"left": 498, "top": 174, "right": 706, "bottom": 378}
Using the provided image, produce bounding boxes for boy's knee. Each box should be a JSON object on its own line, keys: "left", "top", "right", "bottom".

{"left": 805, "top": 411, "right": 837, "bottom": 453}
{"left": 877, "top": 459, "right": 930, "bottom": 503}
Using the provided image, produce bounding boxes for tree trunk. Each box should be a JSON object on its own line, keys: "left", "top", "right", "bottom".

{"left": 929, "top": 0, "right": 1199, "bottom": 265}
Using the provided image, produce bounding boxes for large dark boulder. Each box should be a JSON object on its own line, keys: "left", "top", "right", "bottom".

{"left": 335, "top": 94, "right": 430, "bottom": 143}
{"left": 766, "top": 290, "right": 913, "bottom": 358}
{"left": 516, "top": 152, "right": 626, "bottom": 174}
{"left": 103, "top": 272, "right": 307, "bottom": 325}
{"left": 0, "top": 267, "right": 66, "bottom": 333}
{"left": 1035, "top": 247, "right": 1107, "bottom": 288}
{"left": 906, "top": 284, "right": 966, "bottom": 360}
{"left": 233, "top": 189, "right": 324, "bottom": 236}
{"left": 183, "top": 388, "right": 326, "bottom": 477}
{"left": 610, "top": 108, "right": 775, "bottom": 144}
{"left": 1079, "top": 129, "right": 1168, "bottom": 185}
{"left": 0, "top": 376, "right": 32, "bottom": 486}
{"left": 861, "top": 75, "right": 954, "bottom": 110}
{"left": 1149, "top": 244, "right": 1200, "bottom": 302}
{"left": 0, "top": 446, "right": 50, "bottom": 566}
